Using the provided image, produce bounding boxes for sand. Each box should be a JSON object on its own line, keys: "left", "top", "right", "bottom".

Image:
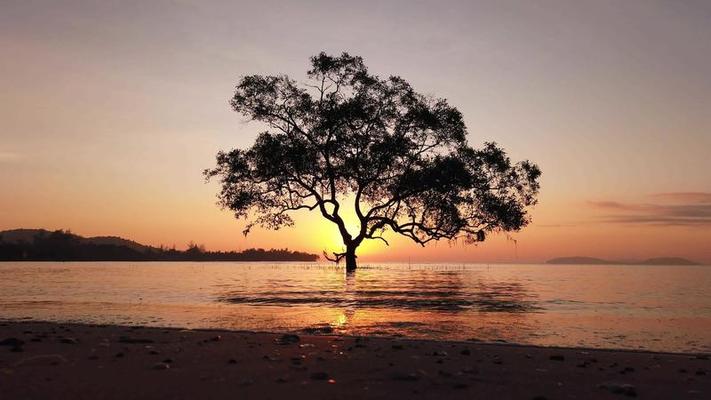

{"left": 0, "top": 321, "right": 709, "bottom": 399}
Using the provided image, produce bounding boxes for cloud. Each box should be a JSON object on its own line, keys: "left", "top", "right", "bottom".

{"left": 650, "top": 192, "right": 711, "bottom": 204}
{"left": 0, "top": 152, "right": 23, "bottom": 163}
{"left": 588, "top": 192, "right": 711, "bottom": 226}
{"left": 535, "top": 223, "right": 578, "bottom": 228}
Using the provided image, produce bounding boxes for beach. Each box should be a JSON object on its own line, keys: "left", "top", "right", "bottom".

{"left": 1, "top": 321, "right": 708, "bottom": 399}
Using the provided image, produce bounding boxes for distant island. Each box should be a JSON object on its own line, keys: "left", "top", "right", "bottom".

{"left": 546, "top": 256, "right": 700, "bottom": 266}
{"left": 0, "top": 229, "right": 319, "bottom": 262}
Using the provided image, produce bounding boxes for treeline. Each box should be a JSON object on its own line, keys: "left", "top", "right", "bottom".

{"left": 0, "top": 230, "right": 318, "bottom": 262}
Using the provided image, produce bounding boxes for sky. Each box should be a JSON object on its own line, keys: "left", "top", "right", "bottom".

{"left": 1, "top": 0, "right": 710, "bottom": 263}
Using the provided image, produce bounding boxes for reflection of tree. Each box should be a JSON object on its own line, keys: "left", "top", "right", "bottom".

{"left": 214, "top": 266, "right": 543, "bottom": 342}
{"left": 220, "top": 267, "right": 539, "bottom": 313}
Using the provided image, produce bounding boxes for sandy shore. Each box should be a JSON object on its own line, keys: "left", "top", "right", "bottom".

{"left": 0, "top": 321, "right": 708, "bottom": 399}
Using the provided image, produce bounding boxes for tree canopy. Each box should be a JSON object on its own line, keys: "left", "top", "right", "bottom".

{"left": 206, "top": 52, "right": 541, "bottom": 271}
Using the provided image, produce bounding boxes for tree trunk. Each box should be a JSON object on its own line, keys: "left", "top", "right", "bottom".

{"left": 345, "top": 246, "right": 357, "bottom": 273}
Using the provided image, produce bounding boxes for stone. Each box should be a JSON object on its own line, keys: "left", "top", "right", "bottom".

{"left": 14, "top": 354, "right": 68, "bottom": 367}
{"left": 277, "top": 334, "right": 300, "bottom": 345}
{"left": 598, "top": 382, "right": 637, "bottom": 397}
{"left": 152, "top": 362, "right": 170, "bottom": 370}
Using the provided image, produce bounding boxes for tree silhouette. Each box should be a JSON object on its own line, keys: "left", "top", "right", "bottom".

{"left": 206, "top": 52, "right": 541, "bottom": 272}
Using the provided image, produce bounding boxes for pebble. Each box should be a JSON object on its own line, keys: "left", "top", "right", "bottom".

{"left": 277, "top": 334, "right": 300, "bottom": 345}
{"left": 302, "top": 326, "right": 334, "bottom": 334}
{"left": 14, "top": 354, "right": 68, "bottom": 366}
{"left": 598, "top": 382, "right": 637, "bottom": 397}
{"left": 60, "top": 337, "right": 79, "bottom": 344}
{"left": 152, "top": 362, "right": 170, "bottom": 370}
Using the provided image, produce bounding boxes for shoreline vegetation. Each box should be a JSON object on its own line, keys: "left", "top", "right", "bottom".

{"left": 0, "top": 229, "right": 318, "bottom": 262}
{"left": 1, "top": 321, "right": 709, "bottom": 399}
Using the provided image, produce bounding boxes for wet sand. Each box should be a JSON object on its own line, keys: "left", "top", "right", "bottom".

{"left": 0, "top": 321, "right": 709, "bottom": 399}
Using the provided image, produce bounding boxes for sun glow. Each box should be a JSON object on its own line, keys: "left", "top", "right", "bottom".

{"left": 301, "top": 195, "right": 389, "bottom": 259}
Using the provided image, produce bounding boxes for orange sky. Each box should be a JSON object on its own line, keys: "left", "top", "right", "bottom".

{"left": 1, "top": 1, "right": 710, "bottom": 263}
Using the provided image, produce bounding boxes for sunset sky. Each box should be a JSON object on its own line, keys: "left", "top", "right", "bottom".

{"left": 1, "top": 0, "right": 710, "bottom": 263}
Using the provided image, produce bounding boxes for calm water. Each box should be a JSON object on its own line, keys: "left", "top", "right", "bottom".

{"left": 1, "top": 262, "right": 709, "bottom": 353}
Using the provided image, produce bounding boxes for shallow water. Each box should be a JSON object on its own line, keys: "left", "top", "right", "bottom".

{"left": 1, "top": 262, "right": 709, "bottom": 353}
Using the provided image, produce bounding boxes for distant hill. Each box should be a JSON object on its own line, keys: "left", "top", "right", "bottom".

{"left": 0, "top": 229, "right": 156, "bottom": 253}
{"left": 82, "top": 236, "right": 155, "bottom": 253}
{"left": 0, "top": 229, "right": 318, "bottom": 262}
{"left": 0, "top": 229, "right": 51, "bottom": 243}
{"left": 639, "top": 257, "right": 699, "bottom": 266}
{"left": 546, "top": 256, "right": 700, "bottom": 266}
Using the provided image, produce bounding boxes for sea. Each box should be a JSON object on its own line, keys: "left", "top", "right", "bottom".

{"left": 1, "top": 262, "right": 709, "bottom": 353}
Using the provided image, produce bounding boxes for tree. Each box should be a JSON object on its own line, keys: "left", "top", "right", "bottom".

{"left": 205, "top": 52, "right": 541, "bottom": 272}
